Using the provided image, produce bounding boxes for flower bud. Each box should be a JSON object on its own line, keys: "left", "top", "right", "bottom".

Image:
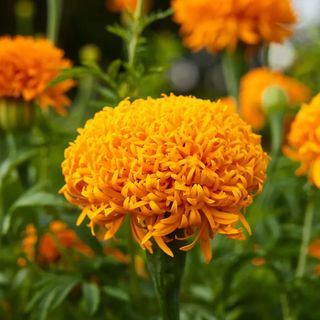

{"left": 262, "top": 85, "right": 289, "bottom": 114}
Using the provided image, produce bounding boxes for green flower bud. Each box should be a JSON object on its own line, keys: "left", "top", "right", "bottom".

{"left": 262, "top": 85, "right": 289, "bottom": 114}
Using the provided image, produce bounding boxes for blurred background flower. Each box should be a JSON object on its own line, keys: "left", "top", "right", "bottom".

{"left": 240, "top": 67, "right": 310, "bottom": 130}
{"left": 19, "top": 221, "right": 93, "bottom": 266}
{"left": 0, "top": 36, "right": 74, "bottom": 114}
{"left": 284, "top": 93, "right": 320, "bottom": 187}
{"left": 171, "top": 0, "right": 297, "bottom": 52}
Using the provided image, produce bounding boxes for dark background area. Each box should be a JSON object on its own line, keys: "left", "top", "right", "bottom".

{"left": 0, "top": 0, "right": 175, "bottom": 63}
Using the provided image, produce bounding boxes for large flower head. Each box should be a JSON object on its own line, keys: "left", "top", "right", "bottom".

{"left": 0, "top": 36, "right": 74, "bottom": 114}
{"left": 61, "top": 95, "right": 268, "bottom": 263}
{"left": 240, "top": 68, "right": 310, "bottom": 130}
{"left": 20, "top": 221, "right": 93, "bottom": 266}
{"left": 284, "top": 93, "right": 320, "bottom": 188}
{"left": 171, "top": 0, "right": 297, "bottom": 52}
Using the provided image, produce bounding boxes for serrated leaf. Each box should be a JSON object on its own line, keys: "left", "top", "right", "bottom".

{"left": 82, "top": 282, "right": 100, "bottom": 315}
{"left": 107, "top": 59, "right": 122, "bottom": 81}
{"left": 102, "top": 286, "right": 129, "bottom": 302}
{"left": 107, "top": 25, "right": 128, "bottom": 40}
{"left": 142, "top": 9, "right": 172, "bottom": 28}
{"left": 49, "top": 67, "right": 91, "bottom": 86}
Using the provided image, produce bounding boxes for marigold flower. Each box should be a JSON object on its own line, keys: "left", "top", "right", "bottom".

{"left": 0, "top": 36, "right": 74, "bottom": 114}
{"left": 240, "top": 68, "right": 310, "bottom": 130}
{"left": 21, "top": 221, "right": 93, "bottom": 265}
{"left": 106, "top": 0, "right": 150, "bottom": 13}
{"left": 285, "top": 94, "right": 320, "bottom": 188}
{"left": 171, "top": 0, "right": 297, "bottom": 52}
{"left": 309, "top": 239, "right": 320, "bottom": 260}
{"left": 219, "top": 96, "right": 237, "bottom": 113}
{"left": 60, "top": 94, "right": 268, "bottom": 263}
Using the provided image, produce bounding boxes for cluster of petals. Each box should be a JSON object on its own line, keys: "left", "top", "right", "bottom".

{"left": 61, "top": 94, "right": 268, "bottom": 263}
{"left": 0, "top": 36, "right": 74, "bottom": 114}
{"left": 20, "top": 221, "right": 93, "bottom": 265}
{"left": 240, "top": 68, "right": 310, "bottom": 130}
{"left": 171, "top": 0, "right": 297, "bottom": 52}
{"left": 285, "top": 93, "right": 320, "bottom": 188}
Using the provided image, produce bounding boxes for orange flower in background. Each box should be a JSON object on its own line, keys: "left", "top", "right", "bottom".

{"left": 219, "top": 96, "right": 237, "bottom": 113}
{"left": 106, "top": 0, "right": 150, "bottom": 13}
{"left": 171, "top": 0, "right": 297, "bottom": 52}
{"left": 240, "top": 68, "right": 310, "bottom": 130}
{"left": 0, "top": 36, "right": 74, "bottom": 114}
{"left": 61, "top": 94, "right": 268, "bottom": 263}
{"left": 309, "top": 239, "right": 320, "bottom": 276}
{"left": 285, "top": 94, "right": 320, "bottom": 188}
{"left": 309, "top": 239, "right": 320, "bottom": 259}
{"left": 21, "top": 221, "right": 93, "bottom": 265}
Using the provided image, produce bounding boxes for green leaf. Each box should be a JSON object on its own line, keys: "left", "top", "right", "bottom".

{"left": 49, "top": 67, "right": 91, "bottom": 86}
{"left": 0, "top": 150, "right": 35, "bottom": 182}
{"left": 102, "top": 286, "right": 129, "bottom": 302}
{"left": 82, "top": 282, "right": 100, "bottom": 315}
{"left": 36, "top": 288, "right": 60, "bottom": 320}
{"left": 27, "top": 274, "right": 80, "bottom": 317}
{"left": 107, "top": 59, "right": 122, "bottom": 81}
{"left": 106, "top": 25, "right": 128, "bottom": 40}
{"left": 50, "top": 278, "right": 79, "bottom": 309}
{"left": 142, "top": 9, "right": 172, "bottom": 28}
{"left": 95, "top": 87, "right": 118, "bottom": 104}
{"left": 9, "top": 191, "right": 72, "bottom": 214}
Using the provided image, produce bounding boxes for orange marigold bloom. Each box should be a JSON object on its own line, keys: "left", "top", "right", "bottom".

{"left": 0, "top": 36, "right": 74, "bottom": 114}
{"left": 285, "top": 94, "right": 320, "bottom": 188}
{"left": 21, "top": 221, "right": 93, "bottom": 265}
{"left": 219, "top": 96, "right": 237, "bottom": 113}
{"left": 240, "top": 68, "right": 310, "bottom": 130}
{"left": 309, "top": 239, "right": 320, "bottom": 260}
{"left": 60, "top": 94, "right": 268, "bottom": 263}
{"left": 106, "top": 0, "right": 150, "bottom": 12}
{"left": 171, "top": 0, "right": 297, "bottom": 52}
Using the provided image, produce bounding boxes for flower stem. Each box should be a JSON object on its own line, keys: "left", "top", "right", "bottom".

{"left": 281, "top": 293, "right": 296, "bottom": 320}
{"left": 146, "top": 237, "right": 186, "bottom": 320}
{"left": 268, "top": 111, "right": 284, "bottom": 172}
{"left": 127, "top": 0, "right": 144, "bottom": 68}
{"left": 296, "top": 187, "right": 316, "bottom": 278}
{"left": 46, "top": 0, "right": 63, "bottom": 44}
{"left": 221, "top": 49, "right": 247, "bottom": 108}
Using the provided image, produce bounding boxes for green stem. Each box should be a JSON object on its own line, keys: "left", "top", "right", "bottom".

{"left": 40, "top": 147, "right": 49, "bottom": 184}
{"left": 221, "top": 49, "right": 247, "bottom": 108}
{"left": 127, "top": 221, "right": 141, "bottom": 306}
{"left": 268, "top": 111, "right": 284, "bottom": 172}
{"left": 296, "top": 187, "right": 315, "bottom": 278}
{"left": 127, "top": 0, "right": 144, "bottom": 68}
{"left": 6, "top": 132, "right": 17, "bottom": 158}
{"left": 46, "top": 0, "right": 63, "bottom": 44}
{"left": 146, "top": 236, "right": 186, "bottom": 320}
{"left": 281, "top": 293, "right": 295, "bottom": 320}
{"left": 257, "top": 111, "right": 284, "bottom": 207}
